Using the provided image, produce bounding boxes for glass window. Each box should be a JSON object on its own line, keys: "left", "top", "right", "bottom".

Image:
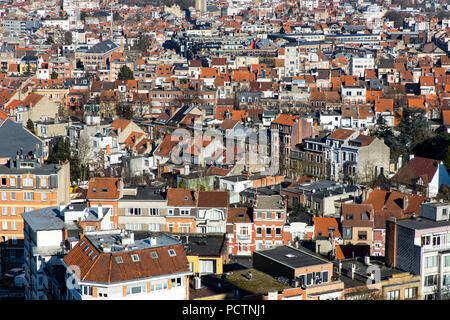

{"left": 11, "top": 192, "right": 16, "bottom": 200}
{"left": 387, "top": 290, "right": 400, "bottom": 300}
{"left": 444, "top": 255, "right": 450, "bottom": 267}
{"left": 150, "top": 280, "right": 167, "bottom": 291}
{"left": 424, "top": 275, "right": 438, "bottom": 287}
{"left": 2, "top": 192, "right": 6, "bottom": 200}
{"left": 256, "top": 227, "right": 262, "bottom": 236}
{"left": 424, "top": 256, "right": 438, "bottom": 268}
{"left": 405, "top": 287, "right": 417, "bottom": 299}
{"left": 1, "top": 207, "right": 7, "bottom": 215}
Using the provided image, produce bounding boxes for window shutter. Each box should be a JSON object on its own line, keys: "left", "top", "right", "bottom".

{"left": 123, "top": 285, "right": 127, "bottom": 296}
{"left": 93, "top": 287, "right": 98, "bottom": 298}
{"left": 147, "top": 282, "right": 151, "bottom": 293}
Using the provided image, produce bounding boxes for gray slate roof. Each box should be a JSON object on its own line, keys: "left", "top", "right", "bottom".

{"left": 86, "top": 39, "right": 119, "bottom": 54}
{"left": 0, "top": 118, "right": 43, "bottom": 159}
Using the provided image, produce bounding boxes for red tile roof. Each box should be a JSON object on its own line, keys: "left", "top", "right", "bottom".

{"left": 87, "top": 177, "right": 121, "bottom": 200}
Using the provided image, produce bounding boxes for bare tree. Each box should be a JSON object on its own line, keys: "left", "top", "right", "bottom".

{"left": 78, "top": 134, "right": 93, "bottom": 182}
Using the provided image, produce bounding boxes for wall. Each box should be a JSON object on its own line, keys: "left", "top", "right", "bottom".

{"left": 36, "top": 229, "right": 64, "bottom": 247}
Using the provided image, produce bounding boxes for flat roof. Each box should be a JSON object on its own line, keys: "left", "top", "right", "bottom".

{"left": 22, "top": 207, "right": 65, "bottom": 231}
{"left": 396, "top": 217, "right": 450, "bottom": 230}
{"left": 256, "top": 245, "right": 331, "bottom": 269}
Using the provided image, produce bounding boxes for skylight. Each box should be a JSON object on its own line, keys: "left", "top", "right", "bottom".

{"left": 151, "top": 252, "right": 158, "bottom": 259}
{"left": 131, "top": 254, "right": 140, "bottom": 262}
{"left": 168, "top": 249, "right": 176, "bottom": 257}
{"left": 115, "top": 256, "right": 123, "bottom": 264}
{"left": 285, "top": 254, "right": 296, "bottom": 258}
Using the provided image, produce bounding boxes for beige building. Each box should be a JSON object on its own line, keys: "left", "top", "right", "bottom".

{"left": 118, "top": 186, "right": 168, "bottom": 232}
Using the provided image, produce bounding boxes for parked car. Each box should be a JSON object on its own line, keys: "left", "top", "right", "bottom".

{"left": 14, "top": 273, "right": 25, "bottom": 288}
{"left": 4, "top": 268, "right": 24, "bottom": 279}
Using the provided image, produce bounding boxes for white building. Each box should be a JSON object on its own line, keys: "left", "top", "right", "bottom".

{"left": 349, "top": 55, "right": 375, "bottom": 78}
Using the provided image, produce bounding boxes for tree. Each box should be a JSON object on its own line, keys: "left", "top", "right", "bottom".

{"left": 413, "top": 132, "right": 450, "bottom": 162}
{"left": 117, "top": 65, "right": 134, "bottom": 80}
{"left": 77, "top": 135, "right": 92, "bottom": 182}
{"left": 396, "top": 107, "right": 431, "bottom": 154}
{"left": 384, "top": 11, "right": 403, "bottom": 29}
{"left": 51, "top": 71, "right": 58, "bottom": 79}
{"left": 64, "top": 31, "right": 72, "bottom": 45}
{"left": 178, "top": 178, "right": 186, "bottom": 189}
{"left": 115, "top": 102, "right": 134, "bottom": 120}
{"left": 26, "top": 119, "right": 36, "bottom": 135}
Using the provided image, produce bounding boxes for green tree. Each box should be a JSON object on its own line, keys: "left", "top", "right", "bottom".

{"left": 117, "top": 65, "right": 134, "bottom": 80}
{"left": 178, "top": 178, "right": 186, "bottom": 189}
{"left": 384, "top": 11, "right": 403, "bottom": 29}
{"left": 51, "top": 71, "right": 58, "bottom": 79}
{"left": 396, "top": 107, "right": 431, "bottom": 154}
{"left": 413, "top": 132, "right": 450, "bottom": 162}
{"left": 444, "top": 146, "right": 450, "bottom": 170}
{"left": 26, "top": 119, "right": 36, "bottom": 134}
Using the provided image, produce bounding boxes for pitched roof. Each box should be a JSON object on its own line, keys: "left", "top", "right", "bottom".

{"left": 363, "top": 189, "right": 428, "bottom": 216}
{"left": 328, "top": 128, "right": 355, "bottom": 140}
{"left": 312, "top": 217, "right": 342, "bottom": 238}
{"left": 0, "top": 118, "right": 42, "bottom": 159}
{"left": 63, "top": 236, "right": 189, "bottom": 284}
{"left": 392, "top": 156, "right": 440, "bottom": 186}
{"left": 227, "top": 207, "right": 252, "bottom": 224}
{"left": 167, "top": 188, "right": 196, "bottom": 207}
{"left": 197, "top": 190, "right": 229, "bottom": 208}
{"left": 86, "top": 177, "right": 121, "bottom": 200}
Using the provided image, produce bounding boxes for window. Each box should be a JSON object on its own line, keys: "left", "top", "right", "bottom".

{"left": 424, "top": 255, "right": 438, "bottom": 268}
{"left": 276, "top": 212, "right": 282, "bottom": 220}
{"left": 168, "top": 249, "right": 176, "bottom": 257}
{"left": 387, "top": 290, "right": 400, "bottom": 300}
{"left": 346, "top": 214, "right": 353, "bottom": 220}
{"left": 150, "top": 252, "right": 158, "bottom": 259}
{"left": 1, "top": 178, "right": 5, "bottom": 186}
{"left": 10, "top": 207, "right": 16, "bottom": 216}
{"left": 24, "top": 192, "right": 34, "bottom": 201}
{"left": 199, "top": 259, "right": 215, "bottom": 274}
{"left": 256, "top": 212, "right": 262, "bottom": 220}
{"left": 40, "top": 178, "right": 47, "bottom": 187}
{"left": 149, "top": 208, "right": 160, "bottom": 216}
{"left": 424, "top": 275, "right": 438, "bottom": 287}
{"left": 150, "top": 280, "right": 167, "bottom": 291}
{"left": 266, "top": 212, "right": 272, "bottom": 220}
{"left": 343, "top": 227, "right": 352, "bottom": 239}
{"left": 443, "top": 209, "right": 448, "bottom": 216}
{"left": 1, "top": 192, "right": 6, "bottom": 200}
{"left": 23, "top": 178, "right": 33, "bottom": 187}
{"left": 421, "top": 235, "right": 431, "bottom": 246}
{"left": 444, "top": 255, "right": 450, "bottom": 267}
{"left": 266, "top": 227, "right": 272, "bottom": 236}
{"left": 1, "top": 207, "right": 7, "bottom": 215}
{"left": 127, "top": 284, "right": 146, "bottom": 295}
{"left": 404, "top": 287, "right": 417, "bottom": 299}
{"left": 125, "top": 223, "right": 143, "bottom": 231}
{"left": 11, "top": 192, "right": 16, "bottom": 200}
{"left": 444, "top": 274, "right": 450, "bottom": 285}
{"left": 131, "top": 254, "right": 140, "bottom": 262}
{"left": 41, "top": 193, "right": 47, "bottom": 201}
{"left": 83, "top": 286, "right": 93, "bottom": 296}
{"left": 256, "top": 227, "right": 262, "bottom": 236}
{"left": 83, "top": 245, "right": 90, "bottom": 252}
{"left": 11, "top": 221, "right": 17, "bottom": 230}
{"left": 126, "top": 208, "right": 142, "bottom": 216}
{"left": 275, "top": 227, "right": 282, "bottom": 236}
{"left": 87, "top": 250, "right": 93, "bottom": 257}
{"left": 78, "top": 240, "right": 85, "bottom": 247}
{"left": 115, "top": 256, "right": 123, "bottom": 264}
{"left": 167, "top": 209, "right": 174, "bottom": 216}
{"left": 180, "top": 209, "right": 190, "bottom": 215}
{"left": 358, "top": 231, "right": 367, "bottom": 240}
{"left": 432, "top": 235, "right": 442, "bottom": 247}
{"left": 148, "top": 223, "right": 160, "bottom": 232}
{"left": 171, "top": 277, "right": 182, "bottom": 288}
{"left": 180, "top": 224, "right": 190, "bottom": 233}
{"left": 2, "top": 222, "right": 7, "bottom": 230}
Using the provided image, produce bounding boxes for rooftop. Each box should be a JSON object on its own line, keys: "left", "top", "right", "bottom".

{"left": 256, "top": 245, "right": 331, "bottom": 269}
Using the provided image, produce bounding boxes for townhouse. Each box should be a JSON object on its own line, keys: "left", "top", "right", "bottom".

{"left": 63, "top": 231, "right": 192, "bottom": 300}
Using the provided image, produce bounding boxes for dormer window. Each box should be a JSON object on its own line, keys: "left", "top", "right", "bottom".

{"left": 131, "top": 254, "right": 140, "bottom": 262}
{"left": 168, "top": 249, "right": 176, "bottom": 257}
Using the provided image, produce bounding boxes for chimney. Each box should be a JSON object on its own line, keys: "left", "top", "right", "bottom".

{"left": 184, "top": 164, "right": 190, "bottom": 175}
{"left": 351, "top": 264, "right": 356, "bottom": 279}
{"left": 150, "top": 236, "right": 157, "bottom": 246}
{"left": 364, "top": 256, "right": 371, "bottom": 266}
{"left": 338, "top": 260, "right": 342, "bottom": 273}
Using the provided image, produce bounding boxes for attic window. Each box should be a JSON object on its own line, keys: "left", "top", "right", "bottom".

{"left": 92, "top": 188, "right": 97, "bottom": 193}
{"left": 87, "top": 250, "right": 94, "bottom": 257}
{"left": 83, "top": 245, "right": 90, "bottom": 252}
{"left": 168, "top": 249, "right": 176, "bottom": 257}
{"left": 184, "top": 196, "right": 188, "bottom": 200}
{"left": 328, "top": 227, "right": 335, "bottom": 233}
{"left": 115, "top": 256, "right": 123, "bottom": 264}
{"left": 131, "top": 254, "right": 140, "bottom": 262}
{"left": 346, "top": 214, "right": 353, "bottom": 220}
{"left": 285, "top": 254, "right": 296, "bottom": 258}
{"left": 91, "top": 254, "right": 97, "bottom": 261}
{"left": 151, "top": 252, "right": 158, "bottom": 259}
{"left": 78, "top": 240, "right": 85, "bottom": 247}
{"left": 101, "top": 188, "right": 108, "bottom": 192}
